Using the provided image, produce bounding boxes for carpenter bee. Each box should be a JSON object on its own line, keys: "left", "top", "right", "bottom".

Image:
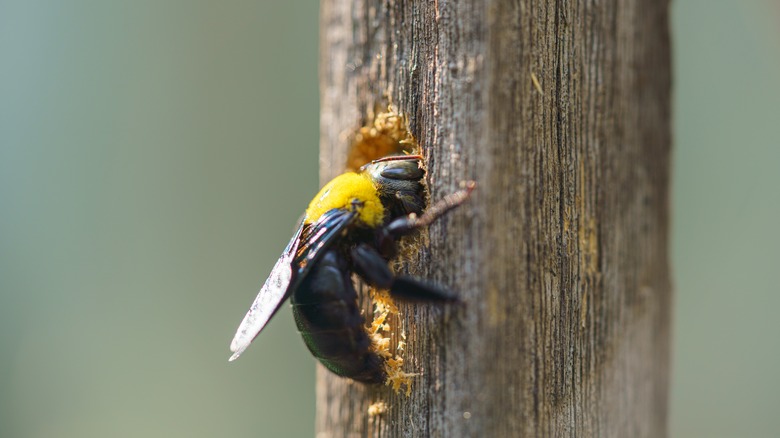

{"left": 229, "top": 155, "right": 473, "bottom": 383}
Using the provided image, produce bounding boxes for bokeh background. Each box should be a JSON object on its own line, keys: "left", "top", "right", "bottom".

{"left": 1, "top": 1, "right": 778, "bottom": 437}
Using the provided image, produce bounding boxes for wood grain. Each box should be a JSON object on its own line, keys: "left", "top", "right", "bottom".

{"left": 317, "top": 0, "right": 671, "bottom": 436}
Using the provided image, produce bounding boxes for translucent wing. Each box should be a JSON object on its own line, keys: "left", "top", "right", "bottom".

{"left": 229, "top": 224, "right": 303, "bottom": 361}
{"left": 228, "top": 208, "right": 357, "bottom": 361}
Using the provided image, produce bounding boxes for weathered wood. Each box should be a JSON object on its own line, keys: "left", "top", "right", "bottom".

{"left": 317, "top": 0, "right": 671, "bottom": 436}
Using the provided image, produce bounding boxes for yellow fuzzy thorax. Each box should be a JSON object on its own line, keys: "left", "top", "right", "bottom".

{"left": 304, "top": 172, "right": 384, "bottom": 227}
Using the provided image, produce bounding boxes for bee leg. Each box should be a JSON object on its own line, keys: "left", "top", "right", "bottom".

{"left": 351, "top": 244, "right": 394, "bottom": 290}
{"left": 351, "top": 244, "right": 458, "bottom": 302}
{"left": 383, "top": 181, "right": 476, "bottom": 239}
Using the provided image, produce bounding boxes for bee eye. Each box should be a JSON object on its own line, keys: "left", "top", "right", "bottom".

{"left": 380, "top": 163, "right": 424, "bottom": 181}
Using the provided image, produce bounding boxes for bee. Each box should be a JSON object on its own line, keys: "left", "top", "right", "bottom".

{"left": 229, "top": 155, "right": 474, "bottom": 383}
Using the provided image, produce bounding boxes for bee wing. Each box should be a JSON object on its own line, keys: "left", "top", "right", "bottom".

{"left": 229, "top": 224, "right": 304, "bottom": 362}
{"left": 229, "top": 208, "right": 357, "bottom": 361}
{"left": 290, "top": 208, "right": 357, "bottom": 277}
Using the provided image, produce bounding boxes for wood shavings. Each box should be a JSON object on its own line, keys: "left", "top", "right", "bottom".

{"left": 368, "top": 401, "right": 388, "bottom": 417}
{"left": 346, "top": 106, "right": 419, "bottom": 170}
{"left": 530, "top": 72, "right": 544, "bottom": 95}
{"left": 368, "top": 287, "right": 417, "bottom": 396}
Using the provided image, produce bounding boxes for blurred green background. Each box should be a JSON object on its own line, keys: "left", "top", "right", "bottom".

{"left": 1, "top": 1, "right": 778, "bottom": 437}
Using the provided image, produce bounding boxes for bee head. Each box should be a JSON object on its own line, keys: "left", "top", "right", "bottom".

{"left": 361, "top": 155, "right": 426, "bottom": 217}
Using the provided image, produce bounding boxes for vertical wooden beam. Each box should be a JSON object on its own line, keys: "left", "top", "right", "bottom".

{"left": 318, "top": 0, "right": 671, "bottom": 436}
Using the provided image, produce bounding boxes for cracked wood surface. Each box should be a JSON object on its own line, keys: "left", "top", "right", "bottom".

{"left": 317, "top": 0, "right": 671, "bottom": 436}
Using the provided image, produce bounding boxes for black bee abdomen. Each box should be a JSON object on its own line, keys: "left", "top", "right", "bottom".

{"left": 290, "top": 250, "right": 385, "bottom": 384}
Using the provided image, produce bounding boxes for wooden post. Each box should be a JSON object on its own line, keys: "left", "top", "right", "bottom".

{"left": 317, "top": 0, "right": 671, "bottom": 436}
